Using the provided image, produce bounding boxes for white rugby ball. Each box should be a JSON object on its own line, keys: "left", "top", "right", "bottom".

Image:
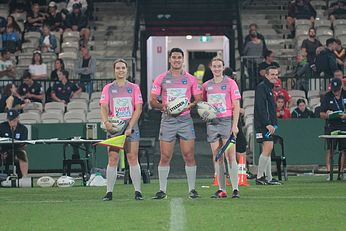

{"left": 37, "top": 176, "right": 55, "bottom": 188}
{"left": 197, "top": 101, "right": 218, "bottom": 120}
{"left": 56, "top": 176, "right": 75, "bottom": 188}
{"left": 167, "top": 96, "right": 189, "bottom": 115}
{"left": 100, "top": 116, "right": 126, "bottom": 134}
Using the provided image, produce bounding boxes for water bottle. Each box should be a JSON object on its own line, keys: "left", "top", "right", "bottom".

{"left": 265, "top": 125, "right": 278, "bottom": 138}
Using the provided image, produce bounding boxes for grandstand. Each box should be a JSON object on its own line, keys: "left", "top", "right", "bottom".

{"left": 1, "top": 1, "right": 346, "bottom": 230}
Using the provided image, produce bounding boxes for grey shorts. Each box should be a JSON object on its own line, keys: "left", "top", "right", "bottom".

{"left": 107, "top": 121, "right": 140, "bottom": 142}
{"left": 207, "top": 117, "right": 232, "bottom": 143}
{"left": 159, "top": 114, "right": 196, "bottom": 141}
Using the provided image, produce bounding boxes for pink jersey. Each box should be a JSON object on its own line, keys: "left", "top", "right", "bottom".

{"left": 151, "top": 70, "right": 201, "bottom": 116}
{"left": 100, "top": 81, "right": 143, "bottom": 120}
{"left": 202, "top": 77, "right": 241, "bottom": 118}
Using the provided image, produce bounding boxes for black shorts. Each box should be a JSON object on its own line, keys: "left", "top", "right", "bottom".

{"left": 255, "top": 127, "right": 274, "bottom": 143}
{"left": 236, "top": 128, "right": 247, "bottom": 153}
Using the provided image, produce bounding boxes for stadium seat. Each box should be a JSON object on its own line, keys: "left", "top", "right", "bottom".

{"left": 71, "top": 92, "right": 89, "bottom": 103}
{"left": 67, "top": 101, "right": 88, "bottom": 113}
{"left": 242, "top": 90, "right": 255, "bottom": 98}
{"left": 45, "top": 102, "right": 65, "bottom": 113}
{"left": 87, "top": 110, "right": 101, "bottom": 122}
{"left": 0, "top": 112, "right": 7, "bottom": 122}
{"left": 88, "top": 101, "right": 100, "bottom": 111}
{"left": 62, "top": 41, "right": 79, "bottom": 53}
{"left": 90, "top": 92, "right": 102, "bottom": 102}
{"left": 288, "top": 90, "right": 306, "bottom": 98}
{"left": 23, "top": 102, "right": 43, "bottom": 113}
{"left": 41, "top": 111, "right": 64, "bottom": 123}
{"left": 307, "top": 90, "right": 320, "bottom": 100}
{"left": 19, "top": 112, "right": 41, "bottom": 124}
{"left": 64, "top": 111, "right": 86, "bottom": 123}
{"left": 243, "top": 98, "right": 255, "bottom": 109}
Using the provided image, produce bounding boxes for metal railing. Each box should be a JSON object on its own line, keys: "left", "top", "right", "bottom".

{"left": 240, "top": 55, "right": 331, "bottom": 92}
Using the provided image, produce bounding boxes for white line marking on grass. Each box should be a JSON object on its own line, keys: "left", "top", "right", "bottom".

{"left": 169, "top": 198, "right": 185, "bottom": 231}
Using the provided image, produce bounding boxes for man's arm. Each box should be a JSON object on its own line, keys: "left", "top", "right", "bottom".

{"left": 150, "top": 93, "right": 166, "bottom": 112}
{"left": 232, "top": 99, "right": 240, "bottom": 136}
{"left": 255, "top": 86, "right": 271, "bottom": 126}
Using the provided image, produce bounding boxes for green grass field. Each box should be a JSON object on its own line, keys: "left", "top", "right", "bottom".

{"left": 1, "top": 176, "right": 346, "bottom": 231}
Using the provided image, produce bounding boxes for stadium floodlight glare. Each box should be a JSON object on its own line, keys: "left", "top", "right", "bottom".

{"left": 186, "top": 35, "right": 192, "bottom": 39}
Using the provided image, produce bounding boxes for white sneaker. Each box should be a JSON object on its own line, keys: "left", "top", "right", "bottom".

{"left": 326, "top": 175, "right": 331, "bottom": 181}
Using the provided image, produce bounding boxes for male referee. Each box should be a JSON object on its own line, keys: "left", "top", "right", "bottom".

{"left": 254, "top": 66, "right": 281, "bottom": 185}
{"left": 0, "top": 109, "right": 29, "bottom": 178}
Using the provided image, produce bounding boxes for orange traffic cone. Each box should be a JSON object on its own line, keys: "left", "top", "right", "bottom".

{"left": 238, "top": 155, "right": 249, "bottom": 186}
{"left": 213, "top": 173, "right": 231, "bottom": 186}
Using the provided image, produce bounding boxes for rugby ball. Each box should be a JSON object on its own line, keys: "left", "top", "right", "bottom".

{"left": 100, "top": 116, "right": 126, "bottom": 134}
{"left": 197, "top": 101, "right": 218, "bottom": 120}
{"left": 37, "top": 176, "right": 55, "bottom": 187}
{"left": 167, "top": 96, "right": 189, "bottom": 115}
{"left": 56, "top": 176, "right": 75, "bottom": 188}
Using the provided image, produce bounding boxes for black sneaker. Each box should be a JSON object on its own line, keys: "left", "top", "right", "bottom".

{"left": 255, "top": 176, "right": 267, "bottom": 185}
{"left": 102, "top": 192, "right": 112, "bottom": 201}
{"left": 246, "top": 171, "right": 256, "bottom": 179}
{"left": 231, "top": 189, "right": 240, "bottom": 199}
{"left": 267, "top": 178, "right": 282, "bottom": 185}
{"left": 152, "top": 190, "right": 167, "bottom": 200}
{"left": 211, "top": 190, "right": 227, "bottom": 198}
{"left": 135, "top": 191, "right": 143, "bottom": 200}
{"left": 189, "top": 189, "right": 199, "bottom": 199}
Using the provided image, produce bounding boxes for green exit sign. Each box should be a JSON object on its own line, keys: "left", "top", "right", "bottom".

{"left": 199, "top": 36, "right": 210, "bottom": 43}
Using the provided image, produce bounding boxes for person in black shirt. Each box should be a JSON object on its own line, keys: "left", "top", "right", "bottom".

{"left": 320, "top": 78, "right": 346, "bottom": 180}
{"left": 243, "top": 23, "right": 267, "bottom": 52}
{"left": 45, "top": 1, "right": 64, "bottom": 32}
{"left": 18, "top": 70, "right": 44, "bottom": 103}
{"left": 254, "top": 66, "right": 281, "bottom": 185}
{"left": 301, "top": 28, "right": 322, "bottom": 66}
{"left": 75, "top": 46, "right": 96, "bottom": 95}
{"left": 51, "top": 70, "right": 82, "bottom": 104}
{"left": 291, "top": 98, "right": 315, "bottom": 118}
{"left": 258, "top": 50, "right": 281, "bottom": 79}
{"left": 315, "top": 38, "right": 339, "bottom": 79}
{"left": 0, "top": 109, "right": 29, "bottom": 177}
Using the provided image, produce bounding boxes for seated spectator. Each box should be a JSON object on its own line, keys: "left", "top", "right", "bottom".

{"left": 0, "top": 16, "right": 6, "bottom": 33}
{"left": 291, "top": 98, "right": 314, "bottom": 118}
{"left": 45, "top": 1, "right": 64, "bottom": 32}
{"left": 273, "top": 79, "right": 293, "bottom": 108}
{"left": 0, "top": 49, "right": 16, "bottom": 82}
{"left": 0, "top": 109, "right": 29, "bottom": 178}
{"left": 276, "top": 95, "right": 291, "bottom": 119}
{"left": 293, "top": 51, "right": 311, "bottom": 95}
{"left": 28, "top": 50, "right": 48, "bottom": 80}
{"left": 18, "top": 70, "right": 44, "bottom": 103}
{"left": 75, "top": 46, "right": 96, "bottom": 94}
{"left": 0, "top": 83, "right": 30, "bottom": 113}
{"left": 326, "top": 0, "right": 346, "bottom": 24}
{"left": 47, "top": 58, "right": 65, "bottom": 102}
{"left": 65, "top": 3, "right": 90, "bottom": 46}
{"left": 9, "top": 0, "right": 31, "bottom": 14}
{"left": 66, "top": 0, "right": 88, "bottom": 14}
{"left": 243, "top": 31, "right": 264, "bottom": 89}
{"left": 258, "top": 50, "right": 280, "bottom": 78}
{"left": 38, "top": 24, "right": 58, "bottom": 53}
{"left": 50, "top": 58, "right": 65, "bottom": 81}
{"left": 244, "top": 23, "right": 267, "bottom": 51}
{"left": 315, "top": 38, "right": 339, "bottom": 79}
{"left": 2, "top": 25, "right": 21, "bottom": 54}
{"left": 287, "top": 0, "right": 316, "bottom": 38}
{"left": 25, "top": 3, "right": 45, "bottom": 32}
{"left": 7, "top": 16, "right": 22, "bottom": 38}
{"left": 51, "top": 70, "right": 82, "bottom": 104}
{"left": 334, "top": 39, "right": 345, "bottom": 70}
{"left": 301, "top": 28, "right": 322, "bottom": 66}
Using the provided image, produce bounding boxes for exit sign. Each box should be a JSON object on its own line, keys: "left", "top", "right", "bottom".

{"left": 199, "top": 36, "right": 211, "bottom": 43}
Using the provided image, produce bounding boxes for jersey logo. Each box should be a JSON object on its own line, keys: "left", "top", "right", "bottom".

{"left": 15, "top": 133, "right": 20, "bottom": 139}
{"left": 127, "top": 88, "right": 132, "bottom": 93}
{"left": 256, "top": 133, "right": 263, "bottom": 139}
{"left": 221, "top": 85, "right": 226, "bottom": 90}
{"left": 182, "top": 79, "right": 187, "bottom": 85}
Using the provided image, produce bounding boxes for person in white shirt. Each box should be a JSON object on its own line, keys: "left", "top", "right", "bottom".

{"left": 28, "top": 50, "right": 48, "bottom": 80}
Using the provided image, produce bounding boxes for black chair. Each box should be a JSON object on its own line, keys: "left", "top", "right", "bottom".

{"left": 258, "top": 135, "right": 288, "bottom": 181}
{"left": 271, "top": 135, "right": 288, "bottom": 181}
{"left": 1, "top": 150, "right": 21, "bottom": 178}
{"left": 62, "top": 143, "right": 91, "bottom": 186}
{"left": 123, "top": 138, "right": 155, "bottom": 184}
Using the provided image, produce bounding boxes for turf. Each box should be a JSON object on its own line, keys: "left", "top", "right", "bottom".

{"left": 0, "top": 176, "right": 346, "bottom": 231}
